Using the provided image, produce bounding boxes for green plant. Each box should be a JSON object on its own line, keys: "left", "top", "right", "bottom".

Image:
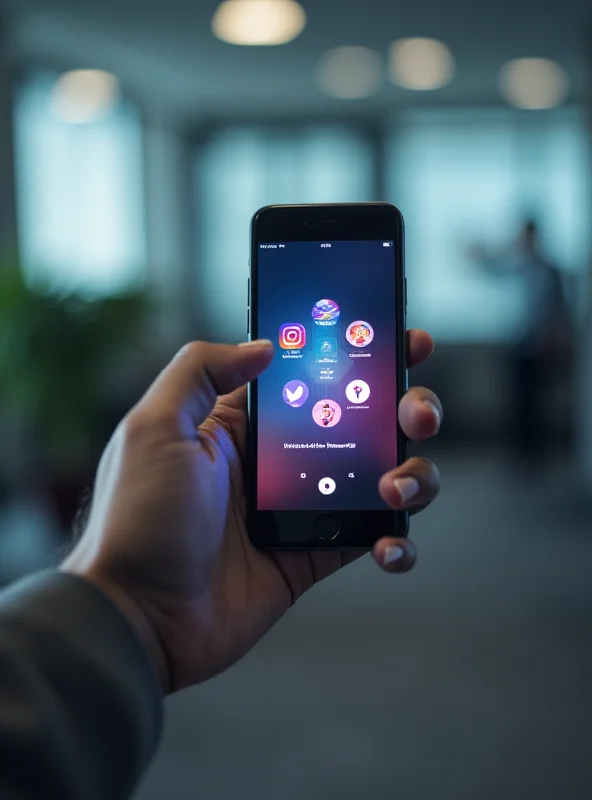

{"left": 0, "top": 256, "right": 151, "bottom": 471}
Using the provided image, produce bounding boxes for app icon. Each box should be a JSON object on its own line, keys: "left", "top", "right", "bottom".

{"left": 312, "top": 399, "right": 342, "bottom": 428}
{"left": 279, "top": 323, "right": 306, "bottom": 349}
{"left": 314, "top": 336, "right": 338, "bottom": 362}
{"left": 318, "top": 477, "right": 336, "bottom": 495}
{"left": 282, "top": 380, "right": 309, "bottom": 408}
{"left": 312, "top": 299, "right": 340, "bottom": 327}
{"left": 345, "top": 379, "right": 371, "bottom": 404}
{"left": 346, "top": 320, "right": 374, "bottom": 348}
{"left": 300, "top": 473, "right": 306, "bottom": 479}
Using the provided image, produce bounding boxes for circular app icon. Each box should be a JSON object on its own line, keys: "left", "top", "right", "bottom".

{"left": 282, "top": 380, "right": 309, "bottom": 408}
{"left": 346, "top": 320, "right": 374, "bottom": 348}
{"left": 345, "top": 379, "right": 371, "bottom": 404}
{"left": 318, "top": 477, "right": 336, "bottom": 495}
{"left": 312, "top": 299, "right": 340, "bottom": 326}
{"left": 312, "top": 399, "right": 342, "bottom": 428}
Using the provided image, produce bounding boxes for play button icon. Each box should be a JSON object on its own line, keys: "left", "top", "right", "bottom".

{"left": 318, "top": 477, "right": 336, "bottom": 495}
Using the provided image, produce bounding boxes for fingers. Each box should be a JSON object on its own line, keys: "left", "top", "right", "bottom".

{"left": 217, "top": 385, "right": 247, "bottom": 413}
{"left": 372, "top": 537, "right": 417, "bottom": 573}
{"left": 206, "top": 385, "right": 250, "bottom": 457}
{"left": 379, "top": 457, "right": 440, "bottom": 514}
{"left": 399, "top": 386, "right": 442, "bottom": 442}
{"left": 365, "top": 332, "right": 438, "bottom": 577}
{"left": 346, "top": 454, "right": 440, "bottom": 576}
{"left": 407, "top": 329, "right": 434, "bottom": 369}
{"left": 135, "top": 339, "right": 274, "bottom": 435}
{"left": 341, "top": 537, "right": 417, "bottom": 574}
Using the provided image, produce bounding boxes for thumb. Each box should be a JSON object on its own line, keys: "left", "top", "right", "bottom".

{"left": 136, "top": 339, "right": 273, "bottom": 435}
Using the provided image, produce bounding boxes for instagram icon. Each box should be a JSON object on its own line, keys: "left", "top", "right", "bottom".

{"left": 279, "top": 323, "right": 306, "bottom": 349}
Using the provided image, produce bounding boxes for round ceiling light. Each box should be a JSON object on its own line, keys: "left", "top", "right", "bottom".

{"left": 389, "top": 37, "right": 455, "bottom": 91}
{"left": 50, "top": 70, "right": 120, "bottom": 124}
{"left": 316, "top": 46, "right": 383, "bottom": 99}
{"left": 212, "top": 0, "right": 307, "bottom": 46}
{"left": 499, "top": 58, "right": 569, "bottom": 110}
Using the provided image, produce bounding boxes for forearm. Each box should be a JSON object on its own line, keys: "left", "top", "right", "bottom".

{"left": 0, "top": 571, "right": 163, "bottom": 799}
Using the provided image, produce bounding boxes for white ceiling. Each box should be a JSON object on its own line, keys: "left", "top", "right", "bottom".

{"left": 1, "top": 0, "right": 590, "bottom": 125}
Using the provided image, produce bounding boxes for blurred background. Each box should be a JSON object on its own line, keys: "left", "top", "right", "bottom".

{"left": 0, "top": 0, "right": 591, "bottom": 797}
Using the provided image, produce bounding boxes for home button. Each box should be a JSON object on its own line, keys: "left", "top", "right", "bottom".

{"left": 314, "top": 514, "right": 340, "bottom": 542}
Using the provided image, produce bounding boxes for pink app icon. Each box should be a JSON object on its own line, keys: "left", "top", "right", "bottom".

{"left": 279, "top": 323, "right": 306, "bottom": 349}
{"left": 346, "top": 321, "right": 374, "bottom": 348}
{"left": 312, "top": 399, "right": 342, "bottom": 428}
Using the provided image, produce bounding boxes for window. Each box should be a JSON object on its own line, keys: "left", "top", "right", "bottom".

{"left": 197, "top": 126, "right": 374, "bottom": 342}
{"left": 388, "top": 108, "right": 591, "bottom": 341}
{"left": 14, "top": 72, "right": 145, "bottom": 296}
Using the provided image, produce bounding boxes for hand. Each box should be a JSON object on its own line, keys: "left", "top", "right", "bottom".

{"left": 62, "top": 332, "right": 441, "bottom": 694}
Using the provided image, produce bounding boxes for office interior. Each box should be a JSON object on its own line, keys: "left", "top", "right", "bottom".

{"left": 0, "top": 2, "right": 591, "bottom": 798}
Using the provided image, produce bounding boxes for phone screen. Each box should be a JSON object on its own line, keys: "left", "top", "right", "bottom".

{"left": 256, "top": 239, "right": 400, "bottom": 511}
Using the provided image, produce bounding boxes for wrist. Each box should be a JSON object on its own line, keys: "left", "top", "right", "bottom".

{"left": 61, "top": 563, "right": 171, "bottom": 694}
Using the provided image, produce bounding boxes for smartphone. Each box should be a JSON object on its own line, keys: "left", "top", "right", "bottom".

{"left": 247, "top": 203, "right": 407, "bottom": 549}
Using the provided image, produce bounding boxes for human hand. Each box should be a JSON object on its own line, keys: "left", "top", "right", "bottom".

{"left": 62, "top": 332, "right": 441, "bottom": 694}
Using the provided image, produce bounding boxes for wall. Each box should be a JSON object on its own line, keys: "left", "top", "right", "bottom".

{"left": 413, "top": 344, "right": 573, "bottom": 444}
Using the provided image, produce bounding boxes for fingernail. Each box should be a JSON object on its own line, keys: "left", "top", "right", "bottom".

{"left": 239, "top": 339, "right": 273, "bottom": 348}
{"left": 393, "top": 476, "right": 420, "bottom": 504}
{"left": 424, "top": 401, "right": 441, "bottom": 425}
{"left": 384, "top": 545, "right": 405, "bottom": 566}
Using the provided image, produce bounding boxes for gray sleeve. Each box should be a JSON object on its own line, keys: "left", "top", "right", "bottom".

{"left": 0, "top": 571, "right": 163, "bottom": 800}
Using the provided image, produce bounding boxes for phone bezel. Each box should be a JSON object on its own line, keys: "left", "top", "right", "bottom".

{"left": 247, "top": 203, "right": 408, "bottom": 550}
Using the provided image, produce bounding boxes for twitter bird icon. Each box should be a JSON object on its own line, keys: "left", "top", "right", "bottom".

{"left": 282, "top": 380, "right": 309, "bottom": 408}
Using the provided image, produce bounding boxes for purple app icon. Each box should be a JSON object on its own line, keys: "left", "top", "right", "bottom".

{"left": 282, "top": 380, "right": 309, "bottom": 408}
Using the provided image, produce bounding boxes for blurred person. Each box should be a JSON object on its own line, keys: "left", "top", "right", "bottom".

{"left": 472, "top": 219, "right": 574, "bottom": 469}
{"left": 0, "top": 332, "right": 442, "bottom": 799}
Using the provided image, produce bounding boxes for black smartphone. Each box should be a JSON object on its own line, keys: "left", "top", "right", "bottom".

{"left": 247, "top": 203, "right": 407, "bottom": 549}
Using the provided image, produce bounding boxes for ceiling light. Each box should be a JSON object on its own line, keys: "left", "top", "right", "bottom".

{"left": 499, "top": 58, "right": 568, "bottom": 110}
{"left": 389, "top": 37, "right": 455, "bottom": 91}
{"left": 212, "top": 0, "right": 306, "bottom": 46}
{"left": 316, "top": 46, "right": 383, "bottom": 100}
{"left": 50, "top": 70, "right": 120, "bottom": 124}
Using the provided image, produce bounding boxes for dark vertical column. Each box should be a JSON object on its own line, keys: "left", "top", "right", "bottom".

{"left": 368, "top": 115, "right": 388, "bottom": 202}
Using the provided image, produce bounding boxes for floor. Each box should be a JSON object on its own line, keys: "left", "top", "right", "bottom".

{"left": 1, "top": 447, "right": 590, "bottom": 799}
{"left": 133, "top": 448, "right": 592, "bottom": 800}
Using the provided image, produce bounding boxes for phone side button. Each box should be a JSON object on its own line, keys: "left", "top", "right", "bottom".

{"left": 247, "top": 307, "right": 250, "bottom": 335}
{"left": 314, "top": 514, "right": 340, "bottom": 541}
